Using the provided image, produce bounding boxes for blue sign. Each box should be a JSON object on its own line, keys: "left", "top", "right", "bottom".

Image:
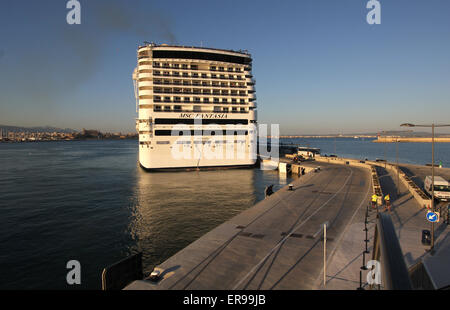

{"left": 426, "top": 211, "right": 439, "bottom": 223}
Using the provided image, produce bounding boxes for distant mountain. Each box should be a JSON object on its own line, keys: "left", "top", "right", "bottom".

{"left": 0, "top": 125, "right": 78, "bottom": 133}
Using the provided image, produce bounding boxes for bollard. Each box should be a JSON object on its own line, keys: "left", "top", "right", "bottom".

{"left": 357, "top": 270, "right": 364, "bottom": 290}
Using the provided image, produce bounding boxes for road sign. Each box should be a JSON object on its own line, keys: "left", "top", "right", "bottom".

{"left": 426, "top": 211, "right": 440, "bottom": 223}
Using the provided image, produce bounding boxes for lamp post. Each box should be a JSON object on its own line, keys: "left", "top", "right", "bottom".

{"left": 400, "top": 123, "right": 450, "bottom": 251}
{"left": 396, "top": 136, "right": 400, "bottom": 196}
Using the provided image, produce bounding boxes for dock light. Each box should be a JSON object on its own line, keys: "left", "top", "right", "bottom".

{"left": 288, "top": 184, "right": 293, "bottom": 191}
{"left": 149, "top": 270, "right": 161, "bottom": 282}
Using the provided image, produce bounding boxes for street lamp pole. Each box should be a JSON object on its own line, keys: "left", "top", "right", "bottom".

{"left": 400, "top": 122, "right": 450, "bottom": 251}
{"left": 431, "top": 124, "right": 435, "bottom": 250}
{"left": 396, "top": 137, "right": 400, "bottom": 196}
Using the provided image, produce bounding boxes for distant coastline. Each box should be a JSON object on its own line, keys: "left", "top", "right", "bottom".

{"left": 0, "top": 128, "right": 137, "bottom": 143}
{"left": 373, "top": 137, "right": 450, "bottom": 143}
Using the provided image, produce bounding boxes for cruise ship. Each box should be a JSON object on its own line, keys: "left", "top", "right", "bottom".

{"left": 132, "top": 43, "right": 257, "bottom": 170}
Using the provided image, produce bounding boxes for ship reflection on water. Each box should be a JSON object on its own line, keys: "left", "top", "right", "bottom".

{"left": 129, "top": 167, "right": 295, "bottom": 273}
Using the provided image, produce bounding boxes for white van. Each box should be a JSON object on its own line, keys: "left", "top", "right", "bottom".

{"left": 424, "top": 176, "right": 450, "bottom": 201}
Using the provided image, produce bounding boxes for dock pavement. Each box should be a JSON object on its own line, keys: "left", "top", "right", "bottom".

{"left": 125, "top": 162, "right": 372, "bottom": 290}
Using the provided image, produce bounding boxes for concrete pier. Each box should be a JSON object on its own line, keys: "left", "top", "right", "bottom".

{"left": 125, "top": 162, "right": 372, "bottom": 290}
{"left": 122, "top": 157, "right": 450, "bottom": 290}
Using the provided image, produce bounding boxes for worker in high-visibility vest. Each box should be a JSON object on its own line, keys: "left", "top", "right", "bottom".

{"left": 371, "top": 194, "right": 378, "bottom": 209}
{"left": 384, "top": 194, "right": 391, "bottom": 212}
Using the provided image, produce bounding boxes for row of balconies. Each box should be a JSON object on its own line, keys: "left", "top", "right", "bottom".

{"left": 152, "top": 80, "right": 247, "bottom": 88}
{"left": 151, "top": 71, "right": 245, "bottom": 81}
{"left": 153, "top": 106, "right": 248, "bottom": 113}
{"left": 141, "top": 94, "right": 257, "bottom": 101}
{"left": 153, "top": 62, "right": 245, "bottom": 73}
{"left": 137, "top": 57, "right": 251, "bottom": 72}
{"left": 152, "top": 97, "right": 248, "bottom": 104}
{"left": 153, "top": 89, "right": 247, "bottom": 96}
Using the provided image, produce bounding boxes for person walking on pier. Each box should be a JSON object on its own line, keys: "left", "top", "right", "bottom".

{"left": 383, "top": 194, "right": 391, "bottom": 212}
{"left": 371, "top": 194, "right": 378, "bottom": 209}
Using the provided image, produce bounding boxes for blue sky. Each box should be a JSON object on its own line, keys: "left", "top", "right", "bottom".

{"left": 1, "top": 0, "right": 449, "bottom": 134}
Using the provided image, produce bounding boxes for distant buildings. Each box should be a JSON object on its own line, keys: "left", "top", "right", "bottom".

{"left": 0, "top": 129, "right": 137, "bottom": 143}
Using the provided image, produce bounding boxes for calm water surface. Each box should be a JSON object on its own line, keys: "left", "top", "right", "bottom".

{"left": 282, "top": 137, "right": 450, "bottom": 167}
{"left": 0, "top": 140, "right": 293, "bottom": 289}
{"left": 1, "top": 138, "right": 448, "bottom": 289}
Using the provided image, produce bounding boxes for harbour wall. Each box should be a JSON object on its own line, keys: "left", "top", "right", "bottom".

{"left": 374, "top": 137, "right": 450, "bottom": 143}
{"left": 315, "top": 156, "right": 432, "bottom": 209}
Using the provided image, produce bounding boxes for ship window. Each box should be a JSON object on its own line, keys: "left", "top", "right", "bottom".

{"left": 182, "top": 64, "right": 188, "bottom": 69}
{"left": 203, "top": 98, "right": 209, "bottom": 103}
{"left": 193, "top": 106, "right": 201, "bottom": 112}
{"left": 219, "top": 67, "right": 224, "bottom": 71}
{"left": 154, "top": 105, "right": 162, "bottom": 111}
{"left": 194, "top": 97, "right": 200, "bottom": 102}
{"left": 214, "top": 98, "right": 219, "bottom": 103}
{"left": 164, "top": 106, "right": 171, "bottom": 111}
{"left": 174, "top": 105, "right": 182, "bottom": 111}
{"left": 152, "top": 51, "right": 251, "bottom": 65}
{"left": 173, "top": 63, "right": 179, "bottom": 68}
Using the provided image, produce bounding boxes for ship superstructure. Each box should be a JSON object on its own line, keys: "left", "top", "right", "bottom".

{"left": 132, "top": 43, "right": 257, "bottom": 170}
